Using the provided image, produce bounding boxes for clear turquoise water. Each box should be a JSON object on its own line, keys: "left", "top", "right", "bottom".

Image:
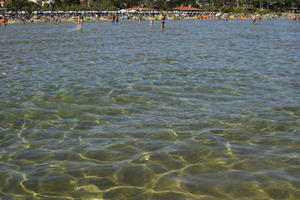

{"left": 0, "top": 20, "right": 300, "bottom": 200}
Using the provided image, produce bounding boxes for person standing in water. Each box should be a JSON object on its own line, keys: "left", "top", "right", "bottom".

{"left": 77, "top": 15, "right": 84, "bottom": 30}
{"left": 138, "top": 14, "right": 143, "bottom": 23}
{"left": 0, "top": 15, "right": 8, "bottom": 27}
{"left": 161, "top": 13, "right": 166, "bottom": 29}
{"left": 252, "top": 14, "right": 257, "bottom": 23}
{"left": 54, "top": 15, "right": 59, "bottom": 26}
{"left": 150, "top": 13, "right": 155, "bottom": 27}
{"left": 111, "top": 14, "right": 116, "bottom": 23}
{"left": 149, "top": 18, "right": 154, "bottom": 27}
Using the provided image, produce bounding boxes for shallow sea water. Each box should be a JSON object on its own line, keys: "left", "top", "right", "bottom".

{"left": 0, "top": 19, "right": 300, "bottom": 199}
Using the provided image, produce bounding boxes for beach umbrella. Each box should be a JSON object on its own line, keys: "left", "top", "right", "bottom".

{"left": 172, "top": 7, "right": 202, "bottom": 11}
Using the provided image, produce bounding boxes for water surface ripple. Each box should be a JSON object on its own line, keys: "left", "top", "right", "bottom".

{"left": 1, "top": 20, "right": 300, "bottom": 199}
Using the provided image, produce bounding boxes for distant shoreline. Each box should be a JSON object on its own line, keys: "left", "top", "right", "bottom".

{"left": 2, "top": 12, "right": 299, "bottom": 25}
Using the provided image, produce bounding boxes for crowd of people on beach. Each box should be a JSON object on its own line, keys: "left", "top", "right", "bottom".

{"left": 1, "top": 10, "right": 300, "bottom": 28}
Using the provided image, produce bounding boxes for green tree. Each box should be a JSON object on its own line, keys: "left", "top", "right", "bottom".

{"left": 53, "top": 0, "right": 62, "bottom": 7}
{"left": 112, "top": 0, "right": 140, "bottom": 8}
{"left": 90, "top": 0, "right": 117, "bottom": 10}
{"left": 64, "top": 0, "right": 80, "bottom": 6}
{"left": 5, "top": 0, "right": 40, "bottom": 11}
